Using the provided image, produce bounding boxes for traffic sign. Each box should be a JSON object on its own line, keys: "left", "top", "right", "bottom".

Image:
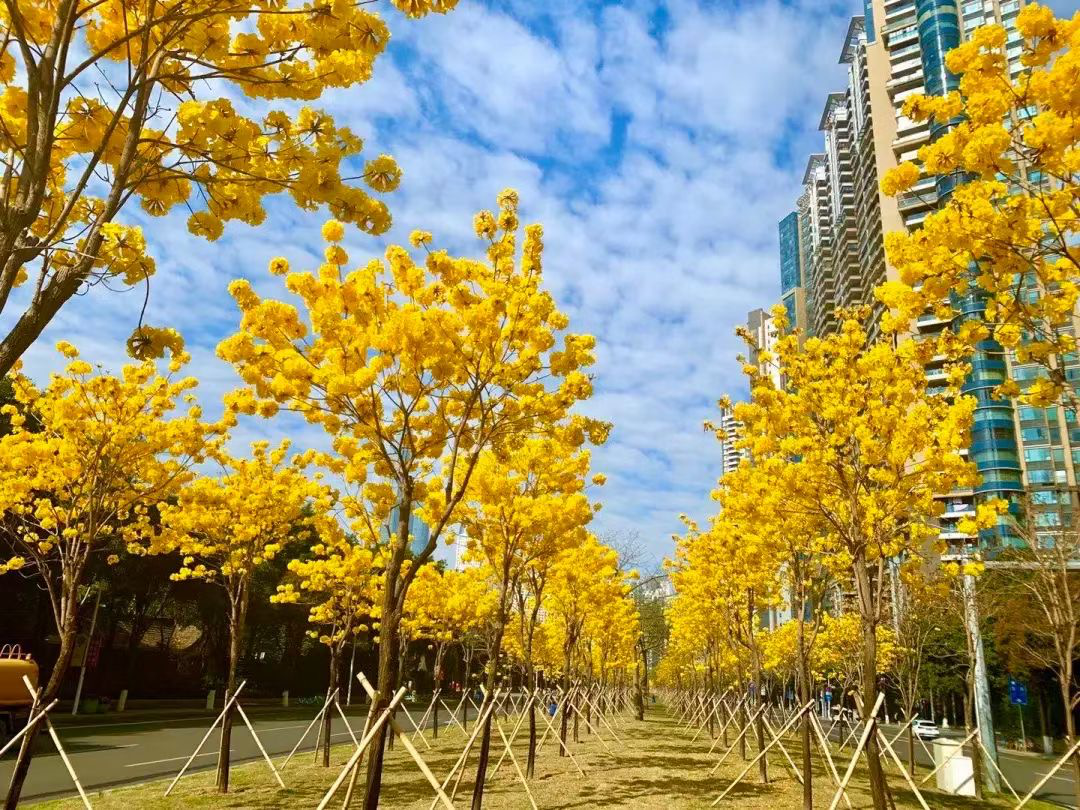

{"left": 1008, "top": 678, "right": 1028, "bottom": 706}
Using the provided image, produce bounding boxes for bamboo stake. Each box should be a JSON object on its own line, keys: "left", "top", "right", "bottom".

{"left": 412, "top": 689, "right": 440, "bottom": 742}
{"left": 0, "top": 699, "right": 58, "bottom": 759}
{"left": 709, "top": 704, "right": 765, "bottom": 775}
{"left": 316, "top": 686, "right": 407, "bottom": 810}
{"left": 490, "top": 689, "right": 537, "bottom": 778}
{"left": 334, "top": 696, "right": 360, "bottom": 748}
{"left": 874, "top": 727, "right": 929, "bottom": 810}
{"left": 810, "top": 712, "right": 853, "bottom": 810}
{"left": 712, "top": 702, "right": 814, "bottom": 805}
{"left": 164, "top": 680, "right": 247, "bottom": 796}
{"left": 354, "top": 673, "right": 452, "bottom": 809}
{"left": 533, "top": 695, "right": 587, "bottom": 776}
{"left": 441, "top": 699, "right": 469, "bottom": 737}
{"left": 20, "top": 678, "right": 92, "bottom": 810}
{"left": 341, "top": 703, "right": 374, "bottom": 810}
{"left": 496, "top": 719, "right": 538, "bottom": 810}
{"left": 282, "top": 689, "right": 337, "bottom": 768}
{"left": 446, "top": 695, "right": 502, "bottom": 807}
{"left": 1014, "top": 735, "right": 1080, "bottom": 809}
{"left": 235, "top": 702, "right": 286, "bottom": 788}
{"left": 826, "top": 692, "right": 885, "bottom": 810}
{"left": 706, "top": 696, "right": 747, "bottom": 756}
{"left": 917, "top": 727, "right": 979, "bottom": 786}
{"left": 761, "top": 713, "right": 804, "bottom": 784}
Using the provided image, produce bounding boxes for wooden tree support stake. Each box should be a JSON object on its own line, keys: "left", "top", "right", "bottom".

{"left": 826, "top": 692, "right": 885, "bottom": 810}
{"left": 316, "top": 685, "right": 408, "bottom": 810}
{"left": 354, "top": 673, "right": 451, "bottom": 808}
{"left": 15, "top": 677, "right": 91, "bottom": 810}
{"left": 1013, "top": 734, "right": 1080, "bottom": 808}
{"left": 809, "top": 711, "right": 853, "bottom": 810}
{"left": 709, "top": 704, "right": 765, "bottom": 775}
{"left": 712, "top": 701, "right": 814, "bottom": 805}
{"left": 235, "top": 702, "right": 286, "bottom": 788}
{"left": 916, "top": 726, "right": 979, "bottom": 786}
{"left": 706, "top": 696, "right": 747, "bottom": 756}
{"left": 164, "top": 679, "right": 248, "bottom": 797}
{"left": 282, "top": 687, "right": 339, "bottom": 769}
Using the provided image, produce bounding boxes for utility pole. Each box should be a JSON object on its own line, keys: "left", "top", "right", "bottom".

{"left": 961, "top": 572, "right": 1000, "bottom": 792}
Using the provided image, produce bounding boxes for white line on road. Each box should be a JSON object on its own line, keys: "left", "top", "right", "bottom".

{"left": 125, "top": 752, "right": 216, "bottom": 768}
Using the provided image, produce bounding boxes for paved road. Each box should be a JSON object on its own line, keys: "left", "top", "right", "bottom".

{"left": 0, "top": 698, "right": 478, "bottom": 804}
{"left": 820, "top": 717, "right": 1078, "bottom": 808}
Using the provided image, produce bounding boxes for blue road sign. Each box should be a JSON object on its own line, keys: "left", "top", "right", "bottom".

{"left": 1008, "top": 678, "right": 1028, "bottom": 706}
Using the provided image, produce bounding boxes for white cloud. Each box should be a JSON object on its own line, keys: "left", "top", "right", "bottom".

{"left": 2, "top": 0, "right": 857, "bottom": 561}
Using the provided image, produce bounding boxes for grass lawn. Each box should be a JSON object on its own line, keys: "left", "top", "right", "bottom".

{"left": 31, "top": 706, "right": 1055, "bottom": 809}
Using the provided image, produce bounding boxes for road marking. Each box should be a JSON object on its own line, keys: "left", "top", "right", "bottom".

{"left": 126, "top": 752, "right": 216, "bottom": 767}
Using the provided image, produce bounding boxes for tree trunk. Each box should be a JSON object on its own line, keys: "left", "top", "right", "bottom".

{"left": 859, "top": 611, "right": 887, "bottom": 810}
{"left": 216, "top": 587, "right": 249, "bottom": 793}
{"left": 754, "top": 675, "right": 768, "bottom": 784}
{"left": 526, "top": 702, "right": 537, "bottom": 778}
{"left": 4, "top": 609, "right": 78, "bottom": 810}
{"left": 472, "top": 579, "right": 514, "bottom": 809}
{"left": 1037, "top": 686, "right": 1052, "bottom": 754}
{"left": 361, "top": 489, "right": 418, "bottom": 810}
{"left": 559, "top": 644, "right": 572, "bottom": 756}
{"left": 321, "top": 645, "right": 340, "bottom": 767}
{"left": 471, "top": 593, "right": 509, "bottom": 810}
{"left": 361, "top": 601, "right": 402, "bottom": 810}
{"left": 796, "top": 609, "right": 813, "bottom": 810}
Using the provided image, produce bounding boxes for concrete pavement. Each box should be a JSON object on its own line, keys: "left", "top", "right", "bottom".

{"left": 823, "top": 716, "right": 1078, "bottom": 808}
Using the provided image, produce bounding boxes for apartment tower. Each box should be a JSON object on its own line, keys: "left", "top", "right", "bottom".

{"left": 774, "top": 0, "right": 1078, "bottom": 550}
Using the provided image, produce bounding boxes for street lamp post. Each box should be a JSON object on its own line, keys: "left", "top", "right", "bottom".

{"left": 961, "top": 572, "right": 1000, "bottom": 793}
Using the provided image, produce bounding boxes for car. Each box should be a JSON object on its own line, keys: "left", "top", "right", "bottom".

{"left": 913, "top": 719, "right": 941, "bottom": 740}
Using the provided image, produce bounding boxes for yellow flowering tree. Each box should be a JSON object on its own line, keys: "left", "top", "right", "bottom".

{"left": 877, "top": 4, "right": 1080, "bottom": 408}
{"left": 459, "top": 434, "right": 603, "bottom": 801}
{"left": 671, "top": 511, "right": 779, "bottom": 783}
{"left": 0, "top": 343, "right": 215, "bottom": 806}
{"left": 404, "top": 564, "right": 495, "bottom": 736}
{"left": 216, "top": 190, "right": 605, "bottom": 805}
{"left": 0, "top": 0, "right": 458, "bottom": 374}
{"left": 729, "top": 308, "right": 991, "bottom": 810}
{"left": 272, "top": 533, "right": 379, "bottom": 766}
{"left": 149, "top": 440, "right": 334, "bottom": 792}
{"left": 711, "top": 459, "right": 835, "bottom": 805}
{"left": 546, "top": 535, "right": 625, "bottom": 749}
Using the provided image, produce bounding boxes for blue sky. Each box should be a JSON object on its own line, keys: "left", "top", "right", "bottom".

{"left": 10, "top": 0, "right": 1073, "bottom": 563}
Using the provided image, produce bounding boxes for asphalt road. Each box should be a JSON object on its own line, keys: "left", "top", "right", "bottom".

{"left": 821, "top": 717, "right": 1078, "bottom": 808}
{"left": 0, "top": 698, "right": 478, "bottom": 805}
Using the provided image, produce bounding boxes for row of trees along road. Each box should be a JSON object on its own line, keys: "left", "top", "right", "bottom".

{"left": 661, "top": 6, "right": 1080, "bottom": 810}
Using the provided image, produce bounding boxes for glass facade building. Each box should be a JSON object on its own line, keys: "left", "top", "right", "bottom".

{"left": 771, "top": 0, "right": 1070, "bottom": 554}
{"left": 386, "top": 503, "right": 432, "bottom": 556}
{"left": 779, "top": 212, "right": 802, "bottom": 294}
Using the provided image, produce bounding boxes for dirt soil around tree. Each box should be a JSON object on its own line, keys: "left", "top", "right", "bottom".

{"left": 30, "top": 705, "right": 1053, "bottom": 809}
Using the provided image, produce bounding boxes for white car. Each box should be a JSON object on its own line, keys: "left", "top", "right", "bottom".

{"left": 913, "top": 719, "right": 941, "bottom": 740}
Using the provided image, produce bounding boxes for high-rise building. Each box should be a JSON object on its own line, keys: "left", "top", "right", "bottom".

{"left": 778, "top": 212, "right": 808, "bottom": 334}
{"left": 386, "top": 503, "right": 431, "bottom": 557}
{"left": 716, "top": 406, "right": 746, "bottom": 477}
{"left": 773, "top": 0, "right": 1075, "bottom": 552}
{"left": 746, "top": 308, "right": 782, "bottom": 389}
